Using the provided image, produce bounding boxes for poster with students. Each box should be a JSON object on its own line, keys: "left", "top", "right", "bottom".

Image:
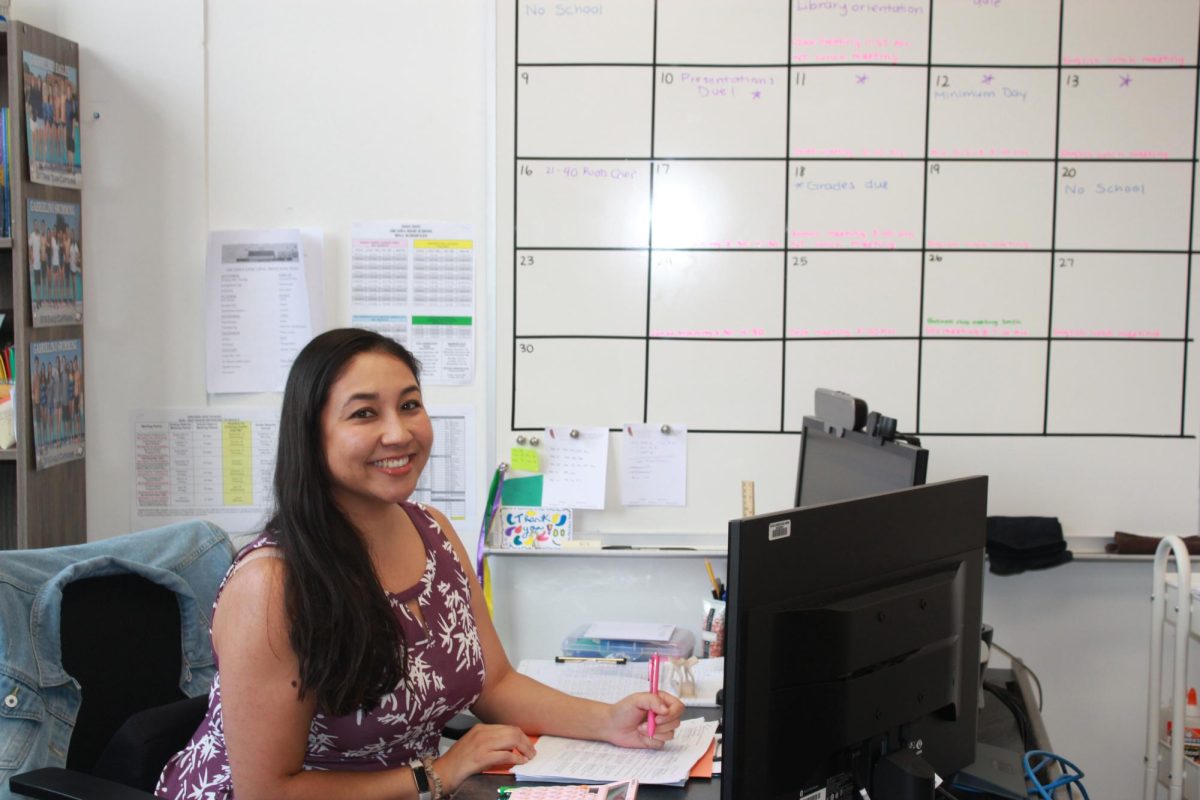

{"left": 22, "top": 51, "right": 82, "bottom": 188}
{"left": 30, "top": 338, "right": 84, "bottom": 469}
{"left": 27, "top": 198, "right": 82, "bottom": 326}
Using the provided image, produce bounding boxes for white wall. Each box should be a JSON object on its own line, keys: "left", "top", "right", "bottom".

{"left": 19, "top": 0, "right": 493, "bottom": 539}
{"left": 22, "top": 2, "right": 1170, "bottom": 798}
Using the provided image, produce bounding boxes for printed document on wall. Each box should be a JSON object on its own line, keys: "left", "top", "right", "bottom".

{"left": 349, "top": 221, "right": 475, "bottom": 385}
{"left": 132, "top": 405, "right": 474, "bottom": 535}
{"left": 205, "top": 228, "right": 323, "bottom": 394}
{"left": 131, "top": 408, "right": 280, "bottom": 534}
{"left": 411, "top": 404, "right": 477, "bottom": 528}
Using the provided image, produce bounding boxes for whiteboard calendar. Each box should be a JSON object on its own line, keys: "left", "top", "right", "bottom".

{"left": 496, "top": 0, "right": 1200, "bottom": 537}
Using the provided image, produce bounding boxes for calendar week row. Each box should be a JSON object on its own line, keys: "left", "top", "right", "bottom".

{"left": 511, "top": 337, "right": 1190, "bottom": 436}
{"left": 515, "top": 160, "right": 1198, "bottom": 251}
{"left": 517, "top": 66, "right": 1197, "bottom": 160}
{"left": 514, "top": 250, "right": 1190, "bottom": 341}
{"left": 517, "top": 0, "right": 1200, "bottom": 69}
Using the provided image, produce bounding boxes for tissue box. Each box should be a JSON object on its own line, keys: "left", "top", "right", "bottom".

{"left": 493, "top": 506, "right": 571, "bottom": 549}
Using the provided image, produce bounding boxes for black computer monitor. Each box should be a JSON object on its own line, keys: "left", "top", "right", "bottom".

{"left": 795, "top": 414, "right": 928, "bottom": 508}
{"left": 722, "top": 476, "right": 987, "bottom": 800}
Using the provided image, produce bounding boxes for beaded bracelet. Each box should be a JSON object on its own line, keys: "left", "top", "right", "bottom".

{"left": 422, "top": 755, "right": 446, "bottom": 799}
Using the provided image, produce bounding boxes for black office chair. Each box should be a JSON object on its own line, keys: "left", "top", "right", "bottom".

{"left": 9, "top": 574, "right": 480, "bottom": 800}
{"left": 10, "top": 573, "right": 211, "bottom": 799}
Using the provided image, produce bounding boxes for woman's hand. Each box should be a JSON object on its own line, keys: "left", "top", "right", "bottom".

{"left": 433, "top": 723, "right": 536, "bottom": 794}
{"left": 604, "top": 691, "right": 686, "bottom": 749}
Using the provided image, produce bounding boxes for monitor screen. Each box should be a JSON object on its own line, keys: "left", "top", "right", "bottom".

{"left": 795, "top": 415, "right": 928, "bottom": 508}
{"left": 722, "top": 476, "right": 987, "bottom": 800}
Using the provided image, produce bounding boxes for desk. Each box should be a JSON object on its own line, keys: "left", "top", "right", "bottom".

{"left": 453, "top": 661, "right": 1048, "bottom": 800}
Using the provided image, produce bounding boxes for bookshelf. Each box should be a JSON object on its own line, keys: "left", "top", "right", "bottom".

{"left": 0, "top": 20, "right": 86, "bottom": 550}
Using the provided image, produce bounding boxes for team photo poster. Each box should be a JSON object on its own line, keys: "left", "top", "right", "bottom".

{"left": 22, "top": 51, "right": 82, "bottom": 189}
{"left": 27, "top": 198, "right": 82, "bottom": 326}
{"left": 30, "top": 338, "right": 84, "bottom": 470}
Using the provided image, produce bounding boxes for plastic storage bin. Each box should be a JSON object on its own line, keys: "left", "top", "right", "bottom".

{"left": 561, "top": 625, "right": 695, "bottom": 662}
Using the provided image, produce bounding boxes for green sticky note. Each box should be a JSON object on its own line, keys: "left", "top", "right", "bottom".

{"left": 510, "top": 447, "right": 540, "bottom": 473}
{"left": 502, "top": 474, "right": 543, "bottom": 507}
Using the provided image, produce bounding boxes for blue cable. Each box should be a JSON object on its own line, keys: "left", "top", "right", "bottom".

{"left": 1023, "top": 750, "right": 1089, "bottom": 800}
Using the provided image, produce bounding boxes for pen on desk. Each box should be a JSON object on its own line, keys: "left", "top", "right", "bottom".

{"left": 647, "top": 652, "right": 660, "bottom": 737}
{"left": 554, "top": 656, "right": 628, "bottom": 664}
{"left": 704, "top": 559, "right": 721, "bottom": 599}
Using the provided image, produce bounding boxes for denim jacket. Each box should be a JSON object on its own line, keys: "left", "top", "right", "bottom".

{"left": 0, "top": 520, "right": 235, "bottom": 798}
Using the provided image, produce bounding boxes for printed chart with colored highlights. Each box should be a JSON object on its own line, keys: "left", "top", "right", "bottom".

{"left": 496, "top": 0, "right": 1200, "bottom": 537}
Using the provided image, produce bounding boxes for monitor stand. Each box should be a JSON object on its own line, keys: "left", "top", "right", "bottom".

{"left": 872, "top": 749, "right": 935, "bottom": 800}
{"left": 951, "top": 741, "right": 1028, "bottom": 799}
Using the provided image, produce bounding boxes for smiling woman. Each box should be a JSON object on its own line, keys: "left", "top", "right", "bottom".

{"left": 154, "top": 328, "right": 685, "bottom": 800}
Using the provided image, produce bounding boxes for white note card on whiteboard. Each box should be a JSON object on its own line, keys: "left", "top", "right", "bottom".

{"left": 620, "top": 423, "right": 687, "bottom": 507}
{"left": 541, "top": 426, "right": 609, "bottom": 510}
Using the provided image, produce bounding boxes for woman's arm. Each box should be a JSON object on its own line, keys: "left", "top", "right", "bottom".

{"left": 425, "top": 509, "right": 685, "bottom": 755}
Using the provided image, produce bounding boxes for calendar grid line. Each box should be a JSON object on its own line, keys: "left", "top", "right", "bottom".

{"left": 780, "top": 0, "right": 796, "bottom": 433}
{"left": 515, "top": 156, "right": 1199, "bottom": 164}
{"left": 513, "top": 334, "right": 1193, "bottom": 344}
{"left": 516, "top": 62, "right": 1200, "bottom": 71}
{"left": 506, "top": 424, "right": 1195, "bottom": 440}
{"left": 1182, "top": 14, "right": 1200, "bottom": 435}
{"left": 509, "top": 0, "right": 521, "bottom": 434}
{"left": 913, "top": 0, "right": 938, "bottom": 433}
{"left": 515, "top": 246, "right": 1200, "bottom": 255}
{"left": 642, "top": 0, "right": 660, "bottom": 427}
{"left": 1044, "top": 0, "right": 1068, "bottom": 435}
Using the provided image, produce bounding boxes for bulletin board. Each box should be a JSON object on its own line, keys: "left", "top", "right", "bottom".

{"left": 495, "top": 0, "right": 1200, "bottom": 539}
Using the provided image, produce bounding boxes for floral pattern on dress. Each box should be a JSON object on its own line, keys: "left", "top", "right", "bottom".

{"left": 155, "top": 503, "right": 484, "bottom": 799}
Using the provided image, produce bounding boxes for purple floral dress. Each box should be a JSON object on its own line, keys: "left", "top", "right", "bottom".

{"left": 155, "top": 503, "right": 485, "bottom": 799}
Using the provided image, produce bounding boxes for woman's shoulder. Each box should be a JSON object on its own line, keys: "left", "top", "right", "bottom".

{"left": 221, "top": 534, "right": 286, "bottom": 597}
{"left": 404, "top": 501, "right": 456, "bottom": 540}
{"left": 235, "top": 531, "right": 280, "bottom": 559}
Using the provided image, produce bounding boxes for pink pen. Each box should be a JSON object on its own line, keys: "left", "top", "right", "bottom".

{"left": 647, "top": 653, "right": 660, "bottom": 737}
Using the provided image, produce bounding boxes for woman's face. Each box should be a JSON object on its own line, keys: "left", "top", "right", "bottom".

{"left": 320, "top": 350, "right": 433, "bottom": 518}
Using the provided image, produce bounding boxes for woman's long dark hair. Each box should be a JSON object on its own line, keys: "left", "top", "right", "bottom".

{"left": 268, "top": 327, "right": 423, "bottom": 714}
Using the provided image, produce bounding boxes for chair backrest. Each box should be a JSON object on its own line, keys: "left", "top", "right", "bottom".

{"left": 58, "top": 573, "right": 187, "bottom": 773}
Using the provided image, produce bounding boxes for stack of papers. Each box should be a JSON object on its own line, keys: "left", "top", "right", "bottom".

{"left": 518, "top": 658, "right": 724, "bottom": 708}
{"left": 511, "top": 718, "right": 720, "bottom": 786}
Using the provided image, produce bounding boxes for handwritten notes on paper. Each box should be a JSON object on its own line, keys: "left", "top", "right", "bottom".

{"left": 541, "top": 426, "right": 609, "bottom": 509}
{"left": 512, "top": 717, "right": 719, "bottom": 785}
{"left": 619, "top": 423, "right": 687, "bottom": 506}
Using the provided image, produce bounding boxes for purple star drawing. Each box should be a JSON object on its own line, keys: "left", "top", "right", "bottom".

{"left": 752, "top": 90, "right": 761, "bottom": 99}
{"left": 856, "top": 74, "right": 868, "bottom": 84}
{"left": 982, "top": 74, "right": 994, "bottom": 84}
{"left": 1120, "top": 74, "right": 1132, "bottom": 87}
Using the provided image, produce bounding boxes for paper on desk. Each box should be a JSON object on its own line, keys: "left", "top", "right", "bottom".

{"left": 518, "top": 658, "right": 723, "bottom": 708}
{"left": 541, "top": 426, "right": 609, "bottom": 510}
{"left": 512, "top": 717, "right": 719, "bottom": 785}
{"left": 619, "top": 423, "right": 687, "bottom": 507}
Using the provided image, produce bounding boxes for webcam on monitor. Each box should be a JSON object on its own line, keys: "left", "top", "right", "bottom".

{"left": 796, "top": 389, "right": 927, "bottom": 508}
{"left": 812, "top": 387, "right": 905, "bottom": 444}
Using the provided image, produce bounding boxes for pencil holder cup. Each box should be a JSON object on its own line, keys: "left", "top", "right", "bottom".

{"left": 701, "top": 598, "right": 726, "bottom": 658}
